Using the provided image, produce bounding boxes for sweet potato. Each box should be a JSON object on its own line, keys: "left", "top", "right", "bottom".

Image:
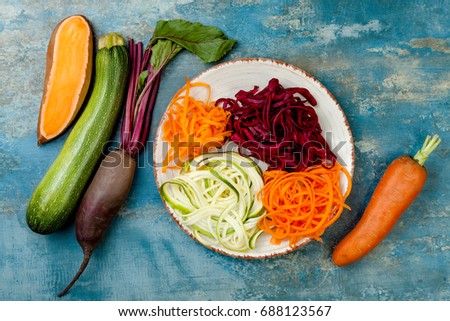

{"left": 37, "top": 15, "right": 93, "bottom": 144}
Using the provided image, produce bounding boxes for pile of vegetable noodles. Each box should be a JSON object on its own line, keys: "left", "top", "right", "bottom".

{"left": 217, "top": 78, "right": 336, "bottom": 172}
{"left": 160, "top": 76, "right": 353, "bottom": 251}
{"left": 58, "top": 19, "right": 235, "bottom": 297}
{"left": 161, "top": 78, "right": 231, "bottom": 172}
{"left": 160, "top": 152, "right": 265, "bottom": 252}
{"left": 258, "top": 162, "right": 352, "bottom": 247}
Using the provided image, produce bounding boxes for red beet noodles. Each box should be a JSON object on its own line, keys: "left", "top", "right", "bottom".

{"left": 217, "top": 78, "right": 336, "bottom": 171}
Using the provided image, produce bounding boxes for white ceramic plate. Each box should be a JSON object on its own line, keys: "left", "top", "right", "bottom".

{"left": 153, "top": 58, "right": 354, "bottom": 259}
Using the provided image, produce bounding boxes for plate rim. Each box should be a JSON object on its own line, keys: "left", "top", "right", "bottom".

{"left": 153, "top": 57, "right": 355, "bottom": 259}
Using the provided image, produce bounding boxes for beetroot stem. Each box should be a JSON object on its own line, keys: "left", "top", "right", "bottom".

{"left": 129, "top": 87, "right": 152, "bottom": 153}
{"left": 141, "top": 45, "right": 151, "bottom": 73}
{"left": 121, "top": 40, "right": 139, "bottom": 148}
{"left": 121, "top": 39, "right": 179, "bottom": 156}
{"left": 139, "top": 72, "right": 161, "bottom": 146}
{"left": 133, "top": 44, "right": 176, "bottom": 109}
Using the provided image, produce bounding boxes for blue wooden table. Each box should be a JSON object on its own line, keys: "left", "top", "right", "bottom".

{"left": 1, "top": 0, "right": 449, "bottom": 301}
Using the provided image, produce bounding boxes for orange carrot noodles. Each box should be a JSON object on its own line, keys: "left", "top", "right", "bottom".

{"left": 162, "top": 78, "right": 231, "bottom": 172}
{"left": 258, "top": 162, "right": 352, "bottom": 247}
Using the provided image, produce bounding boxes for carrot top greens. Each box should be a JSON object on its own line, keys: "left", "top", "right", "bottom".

{"left": 413, "top": 134, "right": 441, "bottom": 166}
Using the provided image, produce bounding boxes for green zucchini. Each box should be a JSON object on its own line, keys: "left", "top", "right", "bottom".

{"left": 27, "top": 33, "right": 129, "bottom": 234}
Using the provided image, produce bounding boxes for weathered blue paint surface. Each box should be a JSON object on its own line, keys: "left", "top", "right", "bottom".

{"left": 1, "top": 0, "right": 449, "bottom": 301}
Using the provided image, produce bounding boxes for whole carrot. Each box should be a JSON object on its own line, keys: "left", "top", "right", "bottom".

{"left": 332, "top": 135, "right": 441, "bottom": 267}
